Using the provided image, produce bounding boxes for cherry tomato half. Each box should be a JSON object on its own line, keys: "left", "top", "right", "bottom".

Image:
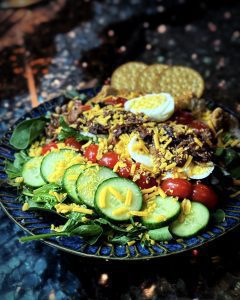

{"left": 190, "top": 120, "right": 210, "bottom": 132}
{"left": 136, "top": 175, "right": 157, "bottom": 189}
{"left": 41, "top": 142, "right": 58, "bottom": 155}
{"left": 65, "top": 137, "right": 82, "bottom": 151}
{"left": 174, "top": 111, "right": 193, "bottom": 125}
{"left": 117, "top": 160, "right": 132, "bottom": 178}
{"left": 98, "top": 152, "right": 119, "bottom": 169}
{"left": 105, "top": 97, "right": 127, "bottom": 106}
{"left": 84, "top": 144, "right": 99, "bottom": 163}
{"left": 191, "top": 183, "right": 218, "bottom": 209}
{"left": 161, "top": 178, "right": 192, "bottom": 199}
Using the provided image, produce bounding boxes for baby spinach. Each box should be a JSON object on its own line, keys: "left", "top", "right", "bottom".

{"left": 64, "top": 89, "right": 87, "bottom": 101}
{"left": 211, "top": 209, "right": 226, "bottom": 224}
{"left": 5, "top": 151, "right": 30, "bottom": 179}
{"left": 215, "top": 147, "right": 240, "bottom": 179}
{"left": 71, "top": 224, "right": 102, "bottom": 237}
{"left": 21, "top": 184, "right": 63, "bottom": 210}
{"left": 110, "top": 235, "right": 133, "bottom": 245}
{"left": 10, "top": 117, "right": 47, "bottom": 149}
{"left": 19, "top": 223, "right": 103, "bottom": 243}
{"left": 58, "top": 117, "right": 96, "bottom": 142}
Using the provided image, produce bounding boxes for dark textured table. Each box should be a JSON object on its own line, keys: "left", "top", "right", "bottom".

{"left": 0, "top": 1, "right": 240, "bottom": 299}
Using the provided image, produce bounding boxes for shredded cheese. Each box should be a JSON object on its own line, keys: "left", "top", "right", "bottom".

{"left": 112, "top": 207, "right": 129, "bottom": 216}
{"left": 125, "top": 189, "right": 132, "bottom": 206}
{"left": 108, "top": 186, "right": 124, "bottom": 201}
{"left": 99, "top": 188, "right": 108, "bottom": 208}
{"left": 130, "top": 211, "right": 148, "bottom": 217}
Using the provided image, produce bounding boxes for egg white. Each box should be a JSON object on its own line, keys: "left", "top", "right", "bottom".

{"left": 124, "top": 93, "right": 175, "bottom": 122}
{"left": 185, "top": 162, "right": 215, "bottom": 180}
{"left": 128, "top": 135, "right": 154, "bottom": 168}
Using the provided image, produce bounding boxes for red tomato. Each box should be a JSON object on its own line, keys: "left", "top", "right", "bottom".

{"left": 190, "top": 120, "right": 210, "bottom": 131}
{"left": 84, "top": 144, "right": 99, "bottom": 162}
{"left": 174, "top": 111, "right": 193, "bottom": 125}
{"left": 117, "top": 160, "right": 132, "bottom": 178}
{"left": 65, "top": 137, "right": 82, "bottom": 151}
{"left": 161, "top": 178, "right": 192, "bottom": 199}
{"left": 98, "top": 152, "right": 119, "bottom": 169}
{"left": 136, "top": 175, "right": 157, "bottom": 189}
{"left": 80, "top": 104, "right": 91, "bottom": 111}
{"left": 41, "top": 142, "right": 58, "bottom": 155}
{"left": 192, "top": 183, "right": 218, "bottom": 209}
{"left": 105, "top": 97, "right": 127, "bottom": 106}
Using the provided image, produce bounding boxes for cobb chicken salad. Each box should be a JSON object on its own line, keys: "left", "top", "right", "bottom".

{"left": 4, "top": 63, "right": 240, "bottom": 246}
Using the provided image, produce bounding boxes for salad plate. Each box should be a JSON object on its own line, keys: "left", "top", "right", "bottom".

{"left": 0, "top": 85, "right": 240, "bottom": 261}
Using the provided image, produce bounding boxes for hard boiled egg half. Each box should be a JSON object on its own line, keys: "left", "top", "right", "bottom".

{"left": 162, "top": 162, "right": 215, "bottom": 180}
{"left": 124, "top": 93, "right": 175, "bottom": 122}
{"left": 185, "top": 162, "right": 215, "bottom": 180}
{"left": 128, "top": 135, "right": 154, "bottom": 168}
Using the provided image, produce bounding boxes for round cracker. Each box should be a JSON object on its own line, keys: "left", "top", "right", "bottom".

{"left": 137, "top": 64, "right": 169, "bottom": 94}
{"left": 111, "top": 62, "right": 147, "bottom": 91}
{"left": 155, "top": 66, "right": 204, "bottom": 107}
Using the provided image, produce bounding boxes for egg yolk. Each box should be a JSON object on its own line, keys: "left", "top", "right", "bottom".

{"left": 128, "top": 95, "right": 166, "bottom": 110}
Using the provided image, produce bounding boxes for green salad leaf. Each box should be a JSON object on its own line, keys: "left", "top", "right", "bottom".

{"left": 64, "top": 89, "right": 88, "bottom": 101}
{"left": 58, "top": 117, "right": 97, "bottom": 143}
{"left": 211, "top": 209, "right": 226, "bottom": 224}
{"left": 5, "top": 150, "right": 30, "bottom": 179}
{"left": 19, "top": 221, "right": 103, "bottom": 244}
{"left": 215, "top": 146, "right": 240, "bottom": 179}
{"left": 10, "top": 117, "right": 47, "bottom": 149}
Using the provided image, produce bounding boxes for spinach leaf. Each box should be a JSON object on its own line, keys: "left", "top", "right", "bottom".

{"left": 222, "top": 132, "right": 232, "bottom": 144}
{"left": 61, "top": 212, "right": 85, "bottom": 232}
{"left": 71, "top": 224, "right": 103, "bottom": 237}
{"left": 95, "top": 218, "right": 129, "bottom": 233}
{"left": 24, "top": 184, "right": 64, "bottom": 210}
{"left": 230, "top": 167, "right": 240, "bottom": 179}
{"left": 5, "top": 151, "right": 30, "bottom": 179}
{"left": 224, "top": 149, "right": 239, "bottom": 166}
{"left": 33, "top": 184, "right": 61, "bottom": 195}
{"left": 20, "top": 223, "right": 103, "bottom": 243}
{"left": 110, "top": 235, "right": 132, "bottom": 245}
{"left": 215, "top": 147, "right": 224, "bottom": 157}
{"left": 64, "top": 89, "right": 87, "bottom": 101}
{"left": 10, "top": 117, "right": 47, "bottom": 149}
{"left": 211, "top": 209, "right": 225, "bottom": 224}
{"left": 58, "top": 117, "right": 97, "bottom": 142}
{"left": 214, "top": 146, "right": 240, "bottom": 180}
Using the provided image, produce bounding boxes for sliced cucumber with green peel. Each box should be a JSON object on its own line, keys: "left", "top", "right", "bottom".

{"left": 22, "top": 156, "right": 45, "bottom": 187}
{"left": 142, "top": 196, "right": 181, "bottom": 229}
{"left": 169, "top": 202, "right": 210, "bottom": 238}
{"left": 76, "top": 166, "right": 118, "bottom": 207}
{"left": 41, "top": 149, "right": 83, "bottom": 185}
{"left": 148, "top": 226, "right": 173, "bottom": 242}
{"left": 63, "top": 164, "right": 88, "bottom": 203}
{"left": 95, "top": 177, "right": 142, "bottom": 221}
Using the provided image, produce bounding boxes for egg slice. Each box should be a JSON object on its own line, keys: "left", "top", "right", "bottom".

{"left": 185, "top": 162, "right": 215, "bottom": 180}
{"left": 128, "top": 135, "right": 154, "bottom": 168}
{"left": 124, "top": 93, "right": 175, "bottom": 122}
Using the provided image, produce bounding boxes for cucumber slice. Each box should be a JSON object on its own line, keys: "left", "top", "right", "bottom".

{"left": 142, "top": 196, "right": 181, "bottom": 229}
{"left": 63, "top": 164, "right": 88, "bottom": 203}
{"left": 41, "top": 150, "right": 84, "bottom": 185}
{"left": 76, "top": 166, "right": 118, "bottom": 207}
{"left": 169, "top": 202, "right": 210, "bottom": 238}
{"left": 22, "top": 156, "right": 45, "bottom": 187}
{"left": 95, "top": 177, "right": 142, "bottom": 221}
{"left": 148, "top": 226, "right": 173, "bottom": 242}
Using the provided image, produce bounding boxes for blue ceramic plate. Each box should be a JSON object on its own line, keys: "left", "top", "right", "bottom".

{"left": 0, "top": 87, "right": 240, "bottom": 261}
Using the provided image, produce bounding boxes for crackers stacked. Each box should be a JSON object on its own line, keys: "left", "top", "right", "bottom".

{"left": 110, "top": 62, "right": 204, "bottom": 109}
